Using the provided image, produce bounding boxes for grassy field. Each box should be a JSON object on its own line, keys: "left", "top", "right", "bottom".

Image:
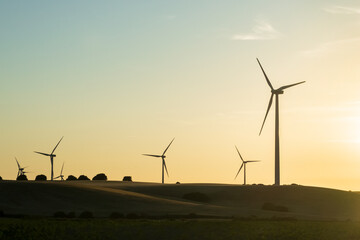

{"left": 0, "top": 218, "right": 360, "bottom": 240}
{"left": 2, "top": 181, "right": 360, "bottom": 220}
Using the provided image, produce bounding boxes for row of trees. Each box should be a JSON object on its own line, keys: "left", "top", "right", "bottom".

{"left": 14, "top": 173, "right": 108, "bottom": 181}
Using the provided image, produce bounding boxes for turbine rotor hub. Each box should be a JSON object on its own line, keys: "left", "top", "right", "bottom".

{"left": 272, "top": 89, "right": 284, "bottom": 94}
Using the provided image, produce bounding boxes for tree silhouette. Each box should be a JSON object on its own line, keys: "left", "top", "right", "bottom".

{"left": 16, "top": 175, "right": 28, "bottom": 181}
{"left": 66, "top": 175, "right": 77, "bottom": 181}
{"left": 78, "top": 175, "right": 90, "bottom": 180}
{"left": 35, "top": 174, "right": 47, "bottom": 181}
{"left": 0, "top": 176, "right": 2, "bottom": 180}
{"left": 92, "top": 173, "right": 107, "bottom": 180}
{"left": 123, "top": 176, "right": 132, "bottom": 182}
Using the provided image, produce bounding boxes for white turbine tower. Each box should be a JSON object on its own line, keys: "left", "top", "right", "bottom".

{"left": 143, "top": 138, "right": 175, "bottom": 184}
{"left": 34, "top": 136, "right": 64, "bottom": 181}
{"left": 234, "top": 146, "right": 260, "bottom": 185}
{"left": 257, "top": 58, "right": 305, "bottom": 185}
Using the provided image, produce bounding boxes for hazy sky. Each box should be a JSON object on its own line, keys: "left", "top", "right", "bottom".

{"left": 1, "top": 0, "right": 360, "bottom": 190}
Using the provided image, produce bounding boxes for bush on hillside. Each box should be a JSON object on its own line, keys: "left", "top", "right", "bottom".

{"left": 79, "top": 211, "right": 93, "bottom": 218}
{"left": 53, "top": 211, "right": 67, "bottom": 218}
{"left": 66, "top": 175, "right": 77, "bottom": 181}
{"left": 262, "top": 202, "right": 289, "bottom": 212}
{"left": 92, "top": 173, "right": 107, "bottom": 181}
{"left": 183, "top": 192, "right": 210, "bottom": 203}
{"left": 78, "top": 175, "right": 90, "bottom": 181}
{"left": 16, "top": 175, "right": 28, "bottom": 181}
{"left": 109, "top": 212, "right": 124, "bottom": 219}
{"left": 122, "top": 176, "right": 132, "bottom": 182}
{"left": 0, "top": 176, "right": 2, "bottom": 180}
{"left": 35, "top": 174, "right": 47, "bottom": 181}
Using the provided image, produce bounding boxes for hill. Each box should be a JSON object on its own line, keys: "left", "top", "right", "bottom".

{"left": 0, "top": 181, "right": 359, "bottom": 220}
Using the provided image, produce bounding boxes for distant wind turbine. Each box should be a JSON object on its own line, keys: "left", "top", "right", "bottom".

{"left": 234, "top": 146, "right": 260, "bottom": 185}
{"left": 54, "top": 162, "right": 65, "bottom": 181}
{"left": 257, "top": 58, "right": 305, "bottom": 185}
{"left": 143, "top": 138, "right": 175, "bottom": 184}
{"left": 34, "top": 136, "right": 64, "bottom": 181}
{"left": 15, "top": 157, "right": 29, "bottom": 178}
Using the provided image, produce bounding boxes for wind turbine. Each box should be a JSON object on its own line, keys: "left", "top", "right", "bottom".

{"left": 15, "top": 157, "right": 29, "bottom": 177}
{"left": 143, "top": 138, "right": 175, "bottom": 184}
{"left": 257, "top": 58, "right": 305, "bottom": 185}
{"left": 234, "top": 146, "right": 260, "bottom": 185}
{"left": 54, "top": 162, "right": 65, "bottom": 181}
{"left": 34, "top": 136, "right": 64, "bottom": 181}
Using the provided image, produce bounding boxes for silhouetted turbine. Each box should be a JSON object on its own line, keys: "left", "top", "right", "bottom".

{"left": 15, "top": 157, "right": 28, "bottom": 178}
{"left": 234, "top": 146, "right": 260, "bottom": 185}
{"left": 34, "top": 136, "right": 64, "bottom": 181}
{"left": 143, "top": 138, "right": 175, "bottom": 184}
{"left": 257, "top": 58, "right": 305, "bottom": 186}
{"left": 54, "top": 162, "right": 65, "bottom": 181}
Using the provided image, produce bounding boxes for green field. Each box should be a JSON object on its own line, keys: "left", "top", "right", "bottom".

{"left": 0, "top": 218, "right": 359, "bottom": 240}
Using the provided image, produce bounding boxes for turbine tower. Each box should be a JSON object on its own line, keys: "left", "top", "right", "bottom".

{"left": 143, "top": 138, "right": 175, "bottom": 184}
{"left": 257, "top": 58, "right": 305, "bottom": 185}
{"left": 234, "top": 146, "right": 260, "bottom": 185}
{"left": 54, "top": 162, "right": 65, "bottom": 181}
{"left": 34, "top": 136, "right": 64, "bottom": 181}
{"left": 15, "top": 157, "right": 28, "bottom": 177}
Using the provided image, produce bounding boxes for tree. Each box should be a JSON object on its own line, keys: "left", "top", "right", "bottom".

{"left": 16, "top": 175, "right": 28, "bottom": 181}
{"left": 66, "top": 175, "right": 77, "bottom": 181}
{"left": 78, "top": 175, "right": 90, "bottom": 180}
{"left": 92, "top": 173, "right": 107, "bottom": 181}
{"left": 0, "top": 176, "right": 2, "bottom": 180}
{"left": 122, "top": 176, "right": 132, "bottom": 182}
{"left": 35, "top": 174, "right": 47, "bottom": 181}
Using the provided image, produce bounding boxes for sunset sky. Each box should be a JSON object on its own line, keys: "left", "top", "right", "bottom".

{"left": 1, "top": 1, "right": 360, "bottom": 190}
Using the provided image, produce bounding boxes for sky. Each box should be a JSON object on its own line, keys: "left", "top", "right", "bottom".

{"left": 1, "top": 0, "right": 360, "bottom": 190}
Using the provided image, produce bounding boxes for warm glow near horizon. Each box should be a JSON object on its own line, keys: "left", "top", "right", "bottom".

{"left": 1, "top": 1, "right": 360, "bottom": 190}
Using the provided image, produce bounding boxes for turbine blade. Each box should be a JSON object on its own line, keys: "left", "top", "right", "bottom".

{"left": 235, "top": 146, "right": 244, "bottom": 162}
{"left": 246, "top": 160, "right": 261, "bottom": 163}
{"left": 259, "top": 93, "right": 274, "bottom": 135}
{"left": 51, "top": 136, "right": 64, "bottom": 155}
{"left": 163, "top": 158, "right": 169, "bottom": 177}
{"left": 278, "top": 81, "right": 305, "bottom": 91}
{"left": 34, "top": 151, "right": 51, "bottom": 156}
{"left": 257, "top": 58, "right": 274, "bottom": 90}
{"left": 143, "top": 154, "right": 162, "bottom": 157}
{"left": 163, "top": 138, "right": 175, "bottom": 155}
{"left": 60, "top": 162, "right": 64, "bottom": 175}
{"left": 54, "top": 176, "right": 60, "bottom": 179}
{"left": 234, "top": 163, "right": 244, "bottom": 180}
{"left": 15, "top": 157, "right": 20, "bottom": 168}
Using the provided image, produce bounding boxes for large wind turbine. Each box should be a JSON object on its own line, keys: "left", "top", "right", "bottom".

{"left": 34, "top": 136, "right": 64, "bottom": 181}
{"left": 257, "top": 58, "right": 305, "bottom": 185}
{"left": 15, "top": 157, "right": 28, "bottom": 178}
{"left": 143, "top": 138, "right": 175, "bottom": 184}
{"left": 54, "top": 162, "right": 65, "bottom": 181}
{"left": 234, "top": 146, "right": 260, "bottom": 185}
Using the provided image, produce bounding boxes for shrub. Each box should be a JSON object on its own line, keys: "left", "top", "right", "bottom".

{"left": 126, "top": 213, "right": 139, "bottom": 219}
{"left": 79, "top": 211, "right": 93, "bottom": 218}
{"left": 53, "top": 211, "right": 67, "bottom": 218}
{"left": 183, "top": 192, "right": 210, "bottom": 203}
{"left": 66, "top": 175, "right": 77, "bottom": 181}
{"left": 16, "top": 175, "right": 28, "bottom": 181}
{"left": 0, "top": 176, "right": 2, "bottom": 180}
{"left": 262, "top": 202, "right": 289, "bottom": 212}
{"left": 122, "top": 176, "right": 132, "bottom": 182}
{"left": 35, "top": 174, "right": 47, "bottom": 181}
{"left": 176, "top": 182, "right": 180, "bottom": 184}
{"left": 67, "top": 212, "right": 76, "bottom": 218}
{"left": 92, "top": 173, "right": 107, "bottom": 181}
{"left": 109, "top": 212, "right": 124, "bottom": 219}
{"left": 78, "top": 175, "right": 90, "bottom": 181}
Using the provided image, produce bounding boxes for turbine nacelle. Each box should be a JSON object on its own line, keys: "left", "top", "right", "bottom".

{"left": 272, "top": 89, "right": 284, "bottom": 94}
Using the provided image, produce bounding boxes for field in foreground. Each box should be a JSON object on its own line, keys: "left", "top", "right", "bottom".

{"left": 1, "top": 218, "right": 360, "bottom": 240}
{"left": 1, "top": 181, "right": 360, "bottom": 220}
